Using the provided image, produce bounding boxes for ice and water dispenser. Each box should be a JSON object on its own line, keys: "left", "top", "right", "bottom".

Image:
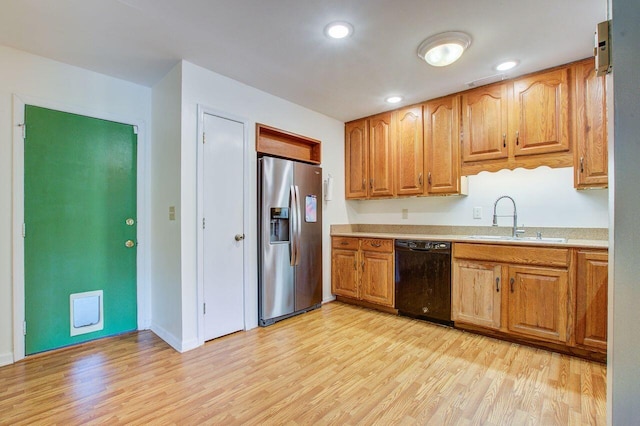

{"left": 270, "top": 207, "right": 289, "bottom": 243}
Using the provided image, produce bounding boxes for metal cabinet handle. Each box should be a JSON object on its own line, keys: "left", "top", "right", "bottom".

{"left": 353, "top": 260, "right": 357, "bottom": 270}
{"left": 502, "top": 134, "right": 506, "bottom": 148}
{"left": 515, "top": 131, "right": 520, "bottom": 146}
{"left": 496, "top": 277, "right": 500, "bottom": 292}
{"left": 370, "top": 242, "right": 381, "bottom": 248}
{"left": 427, "top": 172, "right": 432, "bottom": 186}
{"left": 418, "top": 173, "right": 423, "bottom": 187}
{"left": 362, "top": 179, "right": 366, "bottom": 190}
{"left": 510, "top": 277, "right": 515, "bottom": 293}
{"left": 361, "top": 260, "right": 365, "bottom": 271}
{"left": 370, "top": 178, "right": 374, "bottom": 190}
{"left": 340, "top": 241, "right": 349, "bottom": 245}
{"left": 580, "top": 157, "right": 584, "bottom": 173}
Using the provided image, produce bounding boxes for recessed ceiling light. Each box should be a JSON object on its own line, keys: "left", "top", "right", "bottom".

{"left": 385, "top": 96, "right": 403, "bottom": 104}
{"left": 417, "top": 31, "right": 472, "bottom": 67}
{"left": 495, "top": 60, "right": 519, "bottom": 71}
{"left": 324, "top": 21, "right": 353, "bottom": 39}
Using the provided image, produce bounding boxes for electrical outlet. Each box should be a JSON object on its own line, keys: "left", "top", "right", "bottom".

{"left": 473, "top": 207, "right": 482, "bottom": 219}
{"left": 402, "top": 208, "right": 409, "bottom": 219}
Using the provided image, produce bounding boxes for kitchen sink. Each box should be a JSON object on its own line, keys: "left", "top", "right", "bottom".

{"left": 467, "top": 235, "right": 567, "bottom": 243}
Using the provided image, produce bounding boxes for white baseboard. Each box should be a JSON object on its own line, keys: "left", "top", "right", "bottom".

{"left": 0, "top": 352, "right": 14, "bottom": 367}
{"left": 322, "top": 295, "right": 337, "bottom": 304}
{"left": 150, "top": 323, "right": 201, "bottom": 353}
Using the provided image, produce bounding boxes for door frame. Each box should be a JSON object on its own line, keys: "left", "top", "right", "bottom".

{"left": 196, "top": 105, "right": 249, "bottom": 345}
{"left": 11, "top": 94, "right": 150, "bottom": 362}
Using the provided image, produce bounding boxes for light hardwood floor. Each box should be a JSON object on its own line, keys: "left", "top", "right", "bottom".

{"left": 0, "top": 302, "right": 606, "bottom": 425}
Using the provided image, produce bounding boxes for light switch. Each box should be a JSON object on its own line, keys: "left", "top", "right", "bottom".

{"left": 473, "top": 207, "right": 482, "bottom": 219}
{"left": 169, "top": 206, "right": 176, "bottom": 221}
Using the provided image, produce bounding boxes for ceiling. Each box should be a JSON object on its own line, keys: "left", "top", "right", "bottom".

{"left": 0, "top": 0, "right": 606, "bottom": 122}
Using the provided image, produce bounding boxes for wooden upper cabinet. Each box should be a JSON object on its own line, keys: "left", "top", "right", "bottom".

{"left": 575, "top": 250, "right": 608, "bottom": 352}
{"left": 395, "top": 105, "right": 424, "bottom": 196}
{"left": 423, "top": 95, "right": 461, "bottom": 195}
{"left": 461, "top": 84, "right": 509, "bottom": 162}
{"left": 368, "top": 112, "right": 394, "bottom": 197}
{"left": 511, "top": 68, "right": 570, "bottom": 157}
{"left": 345, "top": 119, "right": 368, "bottom": 199}
{"left": 574, "top": 59, "right": 608, "bottom": 188}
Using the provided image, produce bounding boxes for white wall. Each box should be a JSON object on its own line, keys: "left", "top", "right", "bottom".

{"left": 348, "top": 167, "right": 608, "bottom": 228}
{"left": 179, "top": 61, "right": 347, "bottom": 344}
{"left": 149, "top": 63, "right": 184, "bottom": 350}
{"left": 610, "top": 0, "right": 640, "bottom": 422}
{"left": 0, "top": 45, "right": 151, "bottom": 366}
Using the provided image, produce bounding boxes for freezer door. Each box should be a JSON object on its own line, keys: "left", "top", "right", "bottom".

{"left": 293, "top": 162, "right": 323, "bottom": 311}
{"left": 259, "top": 157, "right": 295, "bottom": 321}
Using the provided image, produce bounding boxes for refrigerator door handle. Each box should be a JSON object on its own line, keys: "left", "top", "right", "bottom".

{"left": 294, "top": 185, "right": 302, "bottom": 266}
{"left": 289, "top": 184, "right": 298, "bottom": 266}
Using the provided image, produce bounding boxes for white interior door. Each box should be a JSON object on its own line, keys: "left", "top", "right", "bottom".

{"left": 203, "top": 113, "right": 245, "bottom": 341}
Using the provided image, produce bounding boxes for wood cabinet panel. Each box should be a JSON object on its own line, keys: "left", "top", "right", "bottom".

{"left": 507, "top": 266, "right": 569, "bottom": 344}
{"left": 331, "top": 248, "right": 359, "bottom": 299}
{"left": 452, "top": 260, "right": 502, "bottom": 329}
{"left": 331, "top": 237, "right": 394, "bottom": 308}
{"left": 511, "top": 68, "right": 570, "bottom": 156}
{"left": 453, "top": 243, "right": 570, "bottom": 268}
{"left": 575, "top": 250, "right": 608, "bottom": 352}
{"left": 345, "top": 119, "right": 368, "bottom": 199}
{"left": 395, "top": 105, "right": 424, "bottom": 196}
{"left": 361, "top": 251, "right": 395, "bottom": 307}
{"left": 368, "top": 112, "right": 394, "bottom": 197}
{"left": 461, "top": 84, "right": 509, "bottom": 162}
{"left": 424, "top": 95, "right": 461, "bottom": 194}
{"left": 574, "top": 59, "right": 608, "bottom": 188}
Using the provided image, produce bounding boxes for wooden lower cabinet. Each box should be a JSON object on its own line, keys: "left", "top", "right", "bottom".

{"left": 575, "top": 250, "right": 608, "bottom": 352}
{"left": 331, "top": 237, "right": 394, "bottom": 308}
{"left": 452, "top": 260, "right": 501, "bottom": 330}
{"left": 507, "top": 266, "right": 568, "bottom": 344}
{"left": 452, "top": 243, "right": 606, "bottom": 360}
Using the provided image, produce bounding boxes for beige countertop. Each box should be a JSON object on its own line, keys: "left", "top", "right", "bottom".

{"left": 330, "top": 224, "right": 609, "bottom": 249}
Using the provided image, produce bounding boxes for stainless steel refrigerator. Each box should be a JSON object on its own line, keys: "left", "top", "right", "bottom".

{"left": 258, "top": 156, "right": 323, "bottom": 326}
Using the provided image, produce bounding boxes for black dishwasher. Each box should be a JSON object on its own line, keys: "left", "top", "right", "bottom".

{"left": 394, "top": 240, "right": 452, "bottom": 326}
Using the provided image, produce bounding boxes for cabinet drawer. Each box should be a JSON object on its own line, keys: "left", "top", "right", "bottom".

{"left": 454, "top": 243, "right": 569, "bottom": 268}
{"left": 332, "top": 237, "right": 359, "bottom": 250}
{"left": 360, "top": 238, "right": 393, "bottom": 253}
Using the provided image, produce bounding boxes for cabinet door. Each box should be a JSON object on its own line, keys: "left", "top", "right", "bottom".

{"left": 345, "top": 119, "right": 368, "bottom": 199}
{"left": 395, "top": 105, "right": 424, "bottom": 196}
{"left": 574, "top": 59, "right": 608, "bottom": 188}
{"left": 575, "top": 250, "right": 608, "bottom": 352}
{"left": 368, "top": 112, "right": 394, "bottom": 197}
{"left": 507, "top": 266, "right": 568, "bottom": 343}
{"left": 361, "top": 251, "right": 394, "bottom": 307}
{"left": 511, "top": 68, "right": 570, "bottom": 156}
{"left": 424, "top": 95, "right": 461, "bottom": 194}
{"left": 331, "top": 248, "right": 359, "bottom": 299}
{"left": 452, "top": 260, "right": 502, "bottom": 330}
{"left": 461, "top": 83, "right": 509, "bottom": 162}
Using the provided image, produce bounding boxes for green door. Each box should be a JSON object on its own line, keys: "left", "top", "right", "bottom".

{"left": 24, "top": 105, "right": 137, "bottom": 355}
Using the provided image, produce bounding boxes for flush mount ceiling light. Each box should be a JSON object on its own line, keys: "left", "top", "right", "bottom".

{"left": 495, "top": 60, "right": 519, "bottom": 71}
{"left": 324, "top": 21, "right": 353, "bottom": 39}
{"left": 385, "top": 96, "right": 403, "bottom": 104}
{"left": 417, "top": 31, "right": 472, "bottom": 67}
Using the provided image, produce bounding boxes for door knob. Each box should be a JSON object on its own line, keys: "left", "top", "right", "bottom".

{"left": 125, "top": 240, "right": 135, "bottom": 248}
{"left": 235, "top": 234, "right": 245, "bottom": 241}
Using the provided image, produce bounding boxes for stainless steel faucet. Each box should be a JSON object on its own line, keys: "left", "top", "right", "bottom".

{"left": 492, "top": 195, "right": 525, "bottom": 238}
